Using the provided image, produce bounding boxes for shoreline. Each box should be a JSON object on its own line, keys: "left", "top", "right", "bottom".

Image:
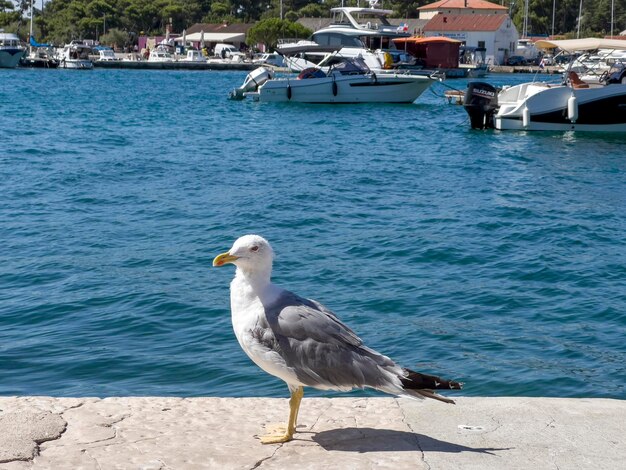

{"left": 1, "top": 396, "right": 624, "bottom": 469}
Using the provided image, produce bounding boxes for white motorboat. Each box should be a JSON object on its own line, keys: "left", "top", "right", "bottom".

{"left": 0, "top": 32, "right": 25, "bottom": 68}
{"left": 180, "top": 49, "right": 207, "bottom": 62}
{"left": 253, "top": 52, "right": 285, "bottom": 68}
{"left": 148, "top": 46, "right": 175, "bottom": 62}
{"left": 229, "top": 54, "right": 433, "bottom": 104}
{"left": 566, "top": 48, "right": 626, "bottom": 84}
{"left": 463, "top": 38, "right": 626, "bottom": 132}
{"left": 95, "top": 47, "right": 120, "bottom": 61}
{"left": 57, "top": 41, "right": 93, "bottom": 69}
{"left": 281, "top": 4, "right": 413, "bottom": 73}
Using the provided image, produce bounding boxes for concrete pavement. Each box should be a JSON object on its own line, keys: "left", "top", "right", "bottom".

{"left": 0, "top": 396, "right": 624, "bottom": 469}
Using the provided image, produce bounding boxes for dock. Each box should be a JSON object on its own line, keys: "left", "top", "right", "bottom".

{"left": 92, "top": 60, "right": 257, "bottom": 71}
{"left": 1, "top": 396, "right": 624, "bottom": 469}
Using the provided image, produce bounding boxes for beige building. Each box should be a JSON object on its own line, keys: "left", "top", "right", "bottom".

{"left": 418, "top": 0, "right": 518, "bottom": 65}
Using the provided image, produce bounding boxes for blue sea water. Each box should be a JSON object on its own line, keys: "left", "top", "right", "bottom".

{"left": 1, "top": 68, "right": 625, "bottom": 400}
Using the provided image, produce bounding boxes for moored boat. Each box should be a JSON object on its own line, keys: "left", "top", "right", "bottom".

{"left": 0, "top": 32, "right": 26, "bottom": 68}
{"left": 463, "top": 38, "right": 626, "bottom": 132}
{"left": 57, "top": 41, "right": 93, "bottom": 69}
{"left": 20, "top": 36, "right": 59, "bottom": 68}
{"left": 229, "top": 54, "right": 433, "bottom": 104}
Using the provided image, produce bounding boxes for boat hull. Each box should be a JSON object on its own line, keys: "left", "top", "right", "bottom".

{"left": 495, "top": 83, "right": 626, "bottom": 131}
{"left": 59, "top": 59, "right": 93, "bottom": 69}
{"left": 258, "top": 73, "right": 432, "bottom": 103}
{"left": 0, "top": 48, "right": 25, "bottom": 68}
{"left": 20, "top": 56, "right": 59, "bottom": 68}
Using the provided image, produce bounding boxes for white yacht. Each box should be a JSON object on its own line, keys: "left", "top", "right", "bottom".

{"left": 464, "top": 38, "right": 626, "bottom": 132}
{"left": 312, "top": 6, "right": 411, "bottom": 49}
{"left": 229, "top": 54, "right": 433, "bottom": 104}
{"left": 57, "top": 41, "right": 93, "bottom": 69}
{"left": 0, "top": 32, "right": 25, "bottom": 68}
{"left": 282, "top": 4, "right": 413, "bottom": 73}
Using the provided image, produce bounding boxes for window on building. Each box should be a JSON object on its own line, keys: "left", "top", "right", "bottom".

{"left": 478, "top": 41, "right": 485, "bottom": 49}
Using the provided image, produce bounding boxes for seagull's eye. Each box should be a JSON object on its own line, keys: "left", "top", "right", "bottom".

{"left": 250, "top": 246, "right": 259, "bottom": 252}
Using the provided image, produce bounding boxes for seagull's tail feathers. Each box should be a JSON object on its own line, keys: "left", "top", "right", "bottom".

{"left": 399, "top": 368, "right": 463, "bottom": 405}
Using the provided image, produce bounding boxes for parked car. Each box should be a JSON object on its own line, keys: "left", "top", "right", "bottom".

{"left": 506, "top": 55, "right": 527, "bottom": 66}
{"left": 214, "top": 43, "right": 245, "bottom": 60}
{"left": 253, "top": 53, "right": 285, "bottom": 67}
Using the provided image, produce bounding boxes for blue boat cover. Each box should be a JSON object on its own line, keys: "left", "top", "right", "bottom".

{"left": 30, "top": 35, "right": 51, "bottom": 48}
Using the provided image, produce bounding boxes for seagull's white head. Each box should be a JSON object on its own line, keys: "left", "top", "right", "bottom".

{"left": 213, "top": 234, "right": 274, "bottom": 279}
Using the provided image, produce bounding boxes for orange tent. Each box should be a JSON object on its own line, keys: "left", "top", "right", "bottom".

{"left": 393, "top": 36, "right": 461, "bottom": 69}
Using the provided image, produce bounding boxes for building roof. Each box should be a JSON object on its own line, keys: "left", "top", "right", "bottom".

{"left": 418, "top": 0, "right": 507, "bottom": 11}
{"left": 186, "top": 23, "right": 254, "bottom": 35}
{"left": 424, "top": 14, "right": 508, "bottom": 32}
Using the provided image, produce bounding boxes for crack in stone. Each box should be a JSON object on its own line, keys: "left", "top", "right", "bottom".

{"left": 306, "top": 401, "right": 333, "bottom": 433}
{"left": 485, "top": 413, "right": 504, "bottom": 434}
{"left": 396, "top": 399, "right": 431, "bottom": 470}
{"left": 249, "top": 444, "right": 282, "bottom": 470}
{"left": 62, "top": 401, "right": 87, "bottom": 412}
{"left": 82, "top": 449, "right": 103, "bottom": 470}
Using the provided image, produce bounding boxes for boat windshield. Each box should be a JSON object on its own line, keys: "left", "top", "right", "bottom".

{"left": 328, "top": 56, "right": 370, "bottom": 74}
{"left": 0, "top": 38, "right": 20, "bottom": 47}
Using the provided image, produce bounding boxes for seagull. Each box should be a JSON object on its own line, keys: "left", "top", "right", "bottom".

{"left": 213, "top": 234, "right": 462, "bottom": 444}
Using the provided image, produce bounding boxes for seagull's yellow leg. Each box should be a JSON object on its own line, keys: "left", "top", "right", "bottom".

{"left": 260, "top": 386, "right": 304, "bottom": 444}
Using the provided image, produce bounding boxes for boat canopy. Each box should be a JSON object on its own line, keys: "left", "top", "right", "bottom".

{"left": 276, "top": 43, "right": 342, "bottom": 55}
{"left": 393, "top": 37, "right": 462, "bottom": 45}
{"left": 175, "top": 32, "right": 245, "bottom": 43}
{"left": 30, "top": 35, "right": 51, "bottom": 48}
{"left": 535, "top": 38, "right": 626, "bottom": 52}
{"left": 329, "top": 7, "right": 395, "bottom": 16}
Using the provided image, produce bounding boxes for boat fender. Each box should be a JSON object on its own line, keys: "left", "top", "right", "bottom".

{"left": 332, "top": 80, "right": 338, "bottom": 96}
{"left": 383, "top": 52, "right": 393, "bottom": 70}
{"left": 522, "top": 107, "right": 530, "bottom": 128}
{"left": 372, "top": 72, "right": 377, "bottom": 84}
{"left": 287, "top": 83, "right": 292, "bottom": 100}
{"left": 567, "top": 95, "right": 578, "bottom": 122}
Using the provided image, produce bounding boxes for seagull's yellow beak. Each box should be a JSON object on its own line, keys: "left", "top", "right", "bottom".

{"left": 213, "top": 252, "right": 239, "bottom": 267}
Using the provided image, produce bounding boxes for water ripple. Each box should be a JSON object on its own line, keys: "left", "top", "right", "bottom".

{"left": 0, "top": 69, "right": 625, "bottom": 399}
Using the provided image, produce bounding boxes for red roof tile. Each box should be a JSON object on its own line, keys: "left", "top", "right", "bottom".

{"left": 418, "top": 0, "right": 507, "bottom": 10}
{"left": 424, "top": 14, "right": 508, "bottom": 32}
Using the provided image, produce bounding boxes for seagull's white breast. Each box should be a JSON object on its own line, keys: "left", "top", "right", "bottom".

{"left": 229, "top": 276, "right": 304, "bottom": 387}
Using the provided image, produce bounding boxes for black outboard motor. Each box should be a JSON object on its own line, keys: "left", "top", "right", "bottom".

{"left": 463, "top": 82, "right": 498, "bottom": 129}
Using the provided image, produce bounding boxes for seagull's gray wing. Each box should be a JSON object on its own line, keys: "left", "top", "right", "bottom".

{"left": 261, "top": 290, "right": 403, "bottom": 392}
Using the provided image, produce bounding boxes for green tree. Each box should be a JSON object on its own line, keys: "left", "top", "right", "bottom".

{"left": 99, "top": 27, "right": 128, "bottom": 48}
{"left": 297, "top": 4, "right": 329, "bottom": 17}
{"left": 0, "top": 0, "right": 14, "bottom": 12}
{"left": 0, "top": 0, "right": 20, "bottom": 28}
{"left": 247, "top": 17, "right": 311, "bottom": 49}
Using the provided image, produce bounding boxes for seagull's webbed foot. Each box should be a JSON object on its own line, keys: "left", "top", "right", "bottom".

{"left": 259, "top": 423, "right": 293, "bottom": 444}
{"left": 258, "top": 386, "right": 304, "bottom": 445}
